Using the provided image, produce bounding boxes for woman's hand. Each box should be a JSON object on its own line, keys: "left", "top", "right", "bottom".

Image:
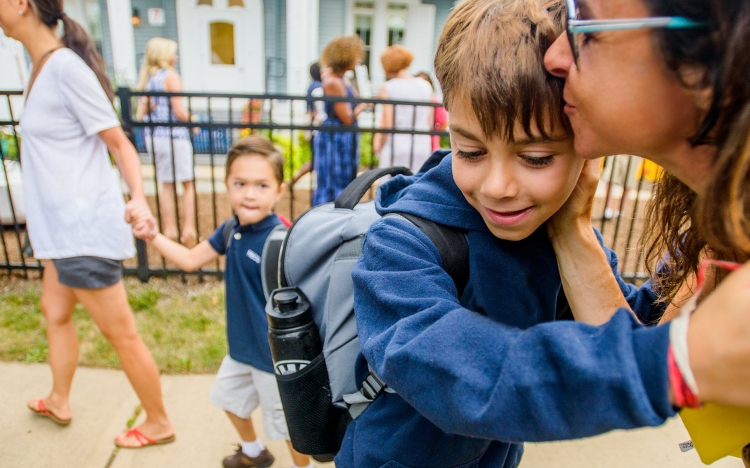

{"left": 548, "top": 159, "right": 631, "bottom": 325}
{"left": 548, "top": 159, "right": 600, "bottom": 240}
{"left": 686, "top": 260, "right": 750, "bottom": 406}
{"left": 125, "top": 197, "right": 157, "bottom": 241}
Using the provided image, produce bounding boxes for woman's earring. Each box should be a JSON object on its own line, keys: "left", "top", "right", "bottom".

{"left": 19, "top": 10, "right": 24, "bottom": 15}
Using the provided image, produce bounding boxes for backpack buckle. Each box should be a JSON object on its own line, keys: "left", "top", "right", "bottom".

{"left": 361, "top": 372, "right": 386, "bottom": 400}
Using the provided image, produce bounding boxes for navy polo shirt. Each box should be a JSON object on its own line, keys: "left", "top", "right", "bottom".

{"left": 208, "top": 214, "right": 282, "bottom": 372}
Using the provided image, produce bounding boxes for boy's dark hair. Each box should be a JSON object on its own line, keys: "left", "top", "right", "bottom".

{"left": 434, "top": 0, "right": 569, "bottom": 141}
{"left": 226, "top": 135, "right": 285, "bottom": 185}
{"left": 310, "top": 62, "right": 322, "bottom": 82}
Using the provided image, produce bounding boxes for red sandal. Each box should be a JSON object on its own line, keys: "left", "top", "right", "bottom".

{"left": 115, "top": 427, "right": 176, "bottom": 448}
{"left": 27, "top": 398, "right": 72, "bottom": 426}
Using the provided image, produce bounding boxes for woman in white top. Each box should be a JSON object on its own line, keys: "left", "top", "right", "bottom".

{"left": 0, "top": 0, "right": 174, "bottom": 448}
{"left": 137, "top": 38, "right": 196, "bottom": 246}
{"left": 373, "top": 45, "right": 434, "bottom": 172}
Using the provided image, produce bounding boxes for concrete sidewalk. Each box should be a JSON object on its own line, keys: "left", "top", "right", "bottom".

{"left": 0, "top": 361, "right": 742, "bottom": 468}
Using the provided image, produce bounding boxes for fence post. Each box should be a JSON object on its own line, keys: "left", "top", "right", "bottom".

{"left": 135, "top": 238, "right": 150, "bottom": 283}
{"left": 117, "top": 87, "right": 149, "bottom": 282}
{"left": 117, "top": 87, "right": 133, "bottom": 141}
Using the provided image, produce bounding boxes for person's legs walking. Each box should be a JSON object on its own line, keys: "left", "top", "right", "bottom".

{"left": 223, "top": 410, "right": 275, "bottom": 467}
{"left": 210, "top": 356, "right": 275, "bottom": 467}
{"left": 28, "top": 262, "right": 79, "bottom": 422}
{"left": 286, "top": 441, "right": 313, "bottom": 467}
{"left": 74, "top": 282, "right": 173, "bottom": 444}
{"left": 159, "top": 181, "right": 178, "bottom": 240}
{"left": 180, "top": 179, "right": 197, "bottom": 247}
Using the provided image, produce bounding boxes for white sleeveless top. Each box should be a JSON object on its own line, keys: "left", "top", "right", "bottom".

{"left": 379, "top": 77, "right": 434, "bottom": 173}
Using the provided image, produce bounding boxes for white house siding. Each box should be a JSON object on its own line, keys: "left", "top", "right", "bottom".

{"left": 286, "top": 0, "right": 320, "bottom": 95}
{"left": 314, "top": 0, "right": 453, "bottom": 93}
{"left": 131, "top": 0, "right": 181, "bottom": 76}
{"left": 106, "top": 0, "right": 138, "bottom": 85}
{"left": 0, "top": 33, "right": 27, "bottom": 91}
{"left": 176, "top": 0, "right": 265, "bottom": 93}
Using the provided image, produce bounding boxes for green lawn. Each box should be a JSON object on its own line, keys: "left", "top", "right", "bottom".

{"left": 0, "top": 277, "right": 227, "bottom": 374}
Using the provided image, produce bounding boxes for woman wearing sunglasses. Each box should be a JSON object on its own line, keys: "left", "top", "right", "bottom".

{"left": 545, "top": 0, "right": 750, "bottom": 462}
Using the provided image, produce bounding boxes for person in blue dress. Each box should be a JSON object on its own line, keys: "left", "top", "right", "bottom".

{"left": 313, "top": 36, "right": 370, "bottom": 205}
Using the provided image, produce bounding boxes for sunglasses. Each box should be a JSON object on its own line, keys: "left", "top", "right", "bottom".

{"left": 564, "top": 0, "right": 705, "bottom": 68}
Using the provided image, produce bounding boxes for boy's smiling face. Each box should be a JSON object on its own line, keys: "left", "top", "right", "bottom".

{"left": 225, "top": 154, "right": 285, "bottom": 225}
{"left": 450, "top": 100, "right": 584, "bottom": 241}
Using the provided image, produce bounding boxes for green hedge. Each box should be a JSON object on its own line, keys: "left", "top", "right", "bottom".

{"left": 0, "top": 129, "right": 19, "bottom": 161}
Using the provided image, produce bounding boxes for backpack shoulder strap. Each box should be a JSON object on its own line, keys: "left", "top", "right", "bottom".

{"left": 390, "top": 212, "right": 469, "bottom": 298}
{"left": 222, "top": 217, "right": 239, "bottom": 251}
{"left": 334, "top": 166, "right": 412, "bottom": 210}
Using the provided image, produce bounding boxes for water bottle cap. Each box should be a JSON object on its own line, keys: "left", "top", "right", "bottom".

{"left": 267, "top": 288, "right": 312, "bottom": 330}
{"left": 274, "top": 291, "right": 299, "bottom": 312}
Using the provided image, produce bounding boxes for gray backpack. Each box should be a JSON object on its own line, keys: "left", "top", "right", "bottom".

{"left": 264, "top": 153, "right": 470, "bottom": 461}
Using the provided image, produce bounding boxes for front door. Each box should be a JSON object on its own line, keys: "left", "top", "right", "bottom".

{"left": 176, "top": 0, "right": 264, "bottom": 93}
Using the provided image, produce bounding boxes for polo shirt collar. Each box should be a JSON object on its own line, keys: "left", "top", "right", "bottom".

{"left": 235, "top": 214, "right": 280, "bottom": 233}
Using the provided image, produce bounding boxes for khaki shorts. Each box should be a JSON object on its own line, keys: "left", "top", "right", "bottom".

{"left": 209, "top": 355, "right": 289, "bottom": 440}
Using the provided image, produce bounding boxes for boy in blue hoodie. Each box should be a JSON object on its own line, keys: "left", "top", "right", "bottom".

{"left": 336, "top": 0, "right": 674, "bottom": 466}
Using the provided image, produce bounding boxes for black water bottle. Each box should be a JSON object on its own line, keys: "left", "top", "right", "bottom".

{"left": 266, "top": 287, "right": 322, "bottom": 375}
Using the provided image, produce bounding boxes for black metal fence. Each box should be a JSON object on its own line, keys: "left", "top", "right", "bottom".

{"left": 1, "top": 88, "right": 657, "bottom": 283}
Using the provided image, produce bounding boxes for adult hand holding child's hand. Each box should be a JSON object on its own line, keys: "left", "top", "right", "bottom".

{"left": 125, "top": 197, "right": 157, "bottom": 241}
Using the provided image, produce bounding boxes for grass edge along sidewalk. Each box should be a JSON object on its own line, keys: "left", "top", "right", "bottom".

{"left": 0, "top": 276, "right": 227, "bottom": 374}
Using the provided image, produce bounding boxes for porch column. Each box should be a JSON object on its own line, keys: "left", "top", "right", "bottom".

{"left": 286, "top": 0, "right": 320, "bottom": 95}
{"left": 369, "top": 0, "right": 388, "bottom": 90}
{"left": 106, "top": 0, "right": 137, "bottom": 86}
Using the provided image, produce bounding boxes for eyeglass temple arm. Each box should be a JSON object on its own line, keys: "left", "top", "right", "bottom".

{"left": 568, "top": 17, "right": 704, "bottom": 34}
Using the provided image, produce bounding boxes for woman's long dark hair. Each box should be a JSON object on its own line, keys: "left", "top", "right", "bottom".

{"left": 32, "top": 0, "right": 115, "bottom": 102}
{"left": 641, "top": 0, "right": 750, "bottom": 304}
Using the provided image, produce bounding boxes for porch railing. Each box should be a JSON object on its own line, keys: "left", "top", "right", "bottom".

{"left": 0, "top": 88, "right": 656, "bottom": 283}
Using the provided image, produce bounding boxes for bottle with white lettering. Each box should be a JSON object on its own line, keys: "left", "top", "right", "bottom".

{"left": 266, "top": 288, "right": 322, "bottom": 375}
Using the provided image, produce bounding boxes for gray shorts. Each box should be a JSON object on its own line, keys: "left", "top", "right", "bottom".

{"left": 52, "top": 256, "right": 123, "bottom": 289}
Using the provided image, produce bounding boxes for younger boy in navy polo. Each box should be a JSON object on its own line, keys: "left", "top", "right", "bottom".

{"left": 146, "top": 135, "right": 312, "bottom": 468}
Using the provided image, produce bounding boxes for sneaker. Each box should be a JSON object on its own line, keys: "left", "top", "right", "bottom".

{"left": 222, "top": 445, "right": 275, "bottom": 468}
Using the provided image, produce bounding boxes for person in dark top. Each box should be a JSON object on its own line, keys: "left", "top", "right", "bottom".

{"left": 142, "top": 135, "right": 312, "bottom": 468}
{"left": 306, "top": 61, "right": 323, "bottom": 116}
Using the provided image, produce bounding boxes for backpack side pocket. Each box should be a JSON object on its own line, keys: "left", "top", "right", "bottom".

{"left": 275, "top": 353, "right": 352, "bottom": 461}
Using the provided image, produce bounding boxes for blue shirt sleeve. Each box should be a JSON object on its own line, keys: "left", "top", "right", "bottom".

{"left": 207, "top": 220, "right": 230, "bottom": 255}
{"left": 594, "top": 230, "right": 665, "bottom": 324}
{"left": 352, "top": 218, "right": 675, "bottom": 443}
